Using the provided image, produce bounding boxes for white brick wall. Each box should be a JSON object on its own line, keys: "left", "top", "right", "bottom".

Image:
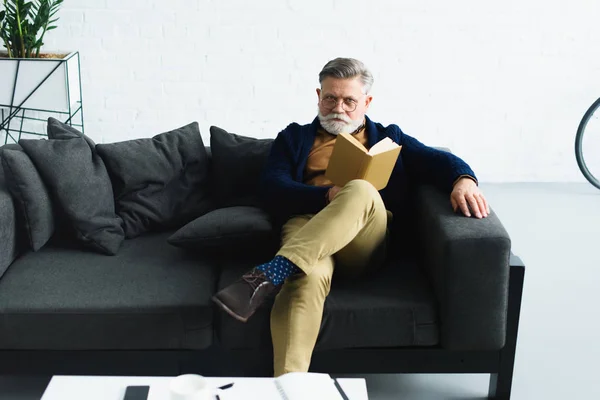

{"left": 4, "top": 0, "right": 600, "bottom": 182}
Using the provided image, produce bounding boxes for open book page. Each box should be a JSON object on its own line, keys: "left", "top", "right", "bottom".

{"left": 325, "top": 133, "right": 370, "bottom": 187}
{"left": 362, "top": 143, "right": 402, "bottom": 190}
{"left": 342, "top": 132, "right": 368, "bottom": 153}
{"left": 367, "top": 137, "right": 400, "bottom": 155}
{"left": 274, "top": 372, "right": 344, "bottom": 400}
{"left": 325, "top": 133, "right": 402, "bottom": 189}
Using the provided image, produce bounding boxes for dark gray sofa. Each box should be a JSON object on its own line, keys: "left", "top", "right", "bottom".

{"left": 0, "top": 135, "right": 525, "bottom": 399}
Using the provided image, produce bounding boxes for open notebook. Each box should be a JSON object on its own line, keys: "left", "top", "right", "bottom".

{"left": 325, "top": 132, "right": 402, "bottom": 190}
{"left": 274, "top": 372, "right": 347, "bottom": 400}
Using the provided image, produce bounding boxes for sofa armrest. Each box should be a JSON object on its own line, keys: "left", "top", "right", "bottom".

{"left": 415, "top": 185, "right": 511, "bottom": 350}
{"left": 0, "top": 159, "right": 20, "bottom": 278}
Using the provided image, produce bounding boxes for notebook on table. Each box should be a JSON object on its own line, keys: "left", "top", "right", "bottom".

{"left": 274, "top": 372, "right": 349, "bottom": 400}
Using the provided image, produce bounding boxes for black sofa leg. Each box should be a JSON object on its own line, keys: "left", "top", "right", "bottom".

{"left": 488, "top": 259, "right": 525, "bottom": 400}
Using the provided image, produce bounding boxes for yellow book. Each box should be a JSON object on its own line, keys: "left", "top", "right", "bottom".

{"left": 325, "top": 132, "right": 402, "bottom": 190}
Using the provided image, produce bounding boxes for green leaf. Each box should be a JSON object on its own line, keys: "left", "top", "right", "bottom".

{"left": 1, "top": 0, "right": 63, "bottom": 57}
{"left": 22, "top": 3, "right": 33, "bottom": 17}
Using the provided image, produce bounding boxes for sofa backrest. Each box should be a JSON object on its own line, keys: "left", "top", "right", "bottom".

{"left": 0, "top": 139, "right": 452, "bottom": 277}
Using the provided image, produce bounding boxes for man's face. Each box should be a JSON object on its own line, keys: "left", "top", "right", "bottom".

{"left": 316, "top": 77, "right": 373, "bottom": 135}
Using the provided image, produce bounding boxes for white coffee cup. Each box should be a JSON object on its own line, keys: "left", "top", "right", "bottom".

{"left": 169, "top": 374, "right": 214, "bottom": 400}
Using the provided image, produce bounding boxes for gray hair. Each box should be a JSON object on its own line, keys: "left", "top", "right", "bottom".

{"left": 318, "top": 58, "right": 374, "bottom": 94}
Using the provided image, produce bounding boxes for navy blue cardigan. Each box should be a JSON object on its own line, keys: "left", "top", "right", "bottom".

{"left": 259, "top": 115, "right": 476, "bottom": 229}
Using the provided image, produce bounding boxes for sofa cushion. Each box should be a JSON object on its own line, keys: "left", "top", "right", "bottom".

{"left": 0, "top": 231, "right": 216, "bottom": 350}
{"left": 0, "top": 150, "right": 22, "bottom": 279}
{"left": 167, "top": 206, "right": 279, "bottom": 256}
{"left": 209, "top": 126, "right": 273, "bottom": 208}
{"left": 47, "top": 117, "right": 96, "bottom": 144}
{"left": 0, "top": 146, "right": 55, "bottom": 251}
{"left": 19, "top": 119, "right": 125, "bottom": 255}
{"left": 216, "top": 255, "right": 439, "bottom": 350}
{"left": 96, "top": 122, "right": 213, "bottom": 239}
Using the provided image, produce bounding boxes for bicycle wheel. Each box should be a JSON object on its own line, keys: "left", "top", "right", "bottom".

{"left": 575, "top": 97, "right": 600, "bottom": 189}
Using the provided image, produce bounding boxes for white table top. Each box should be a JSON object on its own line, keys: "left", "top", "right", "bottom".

{"left": 41, "top": 375, "right": 369, "bottom": 400}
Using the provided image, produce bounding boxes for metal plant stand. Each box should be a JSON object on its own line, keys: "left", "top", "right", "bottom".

{"left": 0, "top": 51, "right": 84, "bottom": 145}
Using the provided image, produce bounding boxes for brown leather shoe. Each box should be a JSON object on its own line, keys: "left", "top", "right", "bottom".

{"left": 212, "top": 268, "right": 279, "bottom": 323}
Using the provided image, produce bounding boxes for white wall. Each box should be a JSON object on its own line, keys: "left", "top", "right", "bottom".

{"left": 7, "top": 0, "right": 600, "bottom": 182}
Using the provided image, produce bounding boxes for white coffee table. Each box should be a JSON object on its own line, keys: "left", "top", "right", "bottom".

{"left": 41, "top": 375, "right": 368, "bottom": 400}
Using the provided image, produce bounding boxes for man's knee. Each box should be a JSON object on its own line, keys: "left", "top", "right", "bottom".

{"left": 344, "top": 179, "right": 380, "bottom": 199}
{"left": 288, "top": 266, "right": 333, "bottom": 297}
{"left": 338, "top": 180, "right": 384, "bottom": 213}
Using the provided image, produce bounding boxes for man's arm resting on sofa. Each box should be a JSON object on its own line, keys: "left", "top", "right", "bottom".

{"left": 414, "top": 185, "right": 511, "bottom": 351}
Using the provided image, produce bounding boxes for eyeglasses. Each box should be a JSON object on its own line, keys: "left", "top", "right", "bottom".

{"left": 320, "top": 95, "right": 360, "bottom": 112}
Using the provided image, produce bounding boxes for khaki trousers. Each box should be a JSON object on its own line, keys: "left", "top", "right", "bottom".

{"left": 271, "top": 179, "right": 389, "bottom": 376}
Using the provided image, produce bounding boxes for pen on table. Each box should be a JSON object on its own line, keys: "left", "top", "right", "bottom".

{"left": 333, "top": 378, "right": 349, "bottom": 400}
{"left": 216, "top": 382, "right": 234, "bottom": 400}
{"left": 218, "top": 382, "right": 235, "bottom": 390}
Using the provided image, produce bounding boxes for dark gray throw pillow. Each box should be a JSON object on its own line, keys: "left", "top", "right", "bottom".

{"left": 19, "top": 119, "right": 125, "bottom": 255}
{"left": 167, "top": 206, "right": 278, "bottom": 254}
{"left": 0, "top": 146, "right": 55, "bottom": 251}
{"left": 96, "top": 122, "right": 212, "bottom": 238}
{"left": 209, "top": 126, "right": 273, "bottom": 208}
{"left": 47, "top": 117, "right": 96, "bottom": 146}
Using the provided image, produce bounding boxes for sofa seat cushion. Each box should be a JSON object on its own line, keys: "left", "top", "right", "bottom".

{"left": 0, "top": 232, "right": 217, "bottom": 350}
{"left": 216, "top": 255, "right": 440, "bottom": 350}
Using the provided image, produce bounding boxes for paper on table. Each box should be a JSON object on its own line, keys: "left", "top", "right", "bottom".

{"left": 274, "top": 372, "right": 344, "bottom": 400}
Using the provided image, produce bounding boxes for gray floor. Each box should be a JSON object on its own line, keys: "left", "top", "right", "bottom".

{"left": 1, "top": 183, "right": 599, "bottom": 399}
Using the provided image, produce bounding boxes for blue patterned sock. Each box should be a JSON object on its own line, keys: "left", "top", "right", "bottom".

{"left": 256, "top": 255, "right": 302, "bottom": 285}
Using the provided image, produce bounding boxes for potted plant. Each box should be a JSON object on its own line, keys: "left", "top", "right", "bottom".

{"left": 0, "top": 0, "right": 83, "bottom": 144}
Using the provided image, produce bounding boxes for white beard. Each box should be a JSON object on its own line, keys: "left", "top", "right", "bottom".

{"left": 318, "top": 110, "right": 364, "bottom": 136}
